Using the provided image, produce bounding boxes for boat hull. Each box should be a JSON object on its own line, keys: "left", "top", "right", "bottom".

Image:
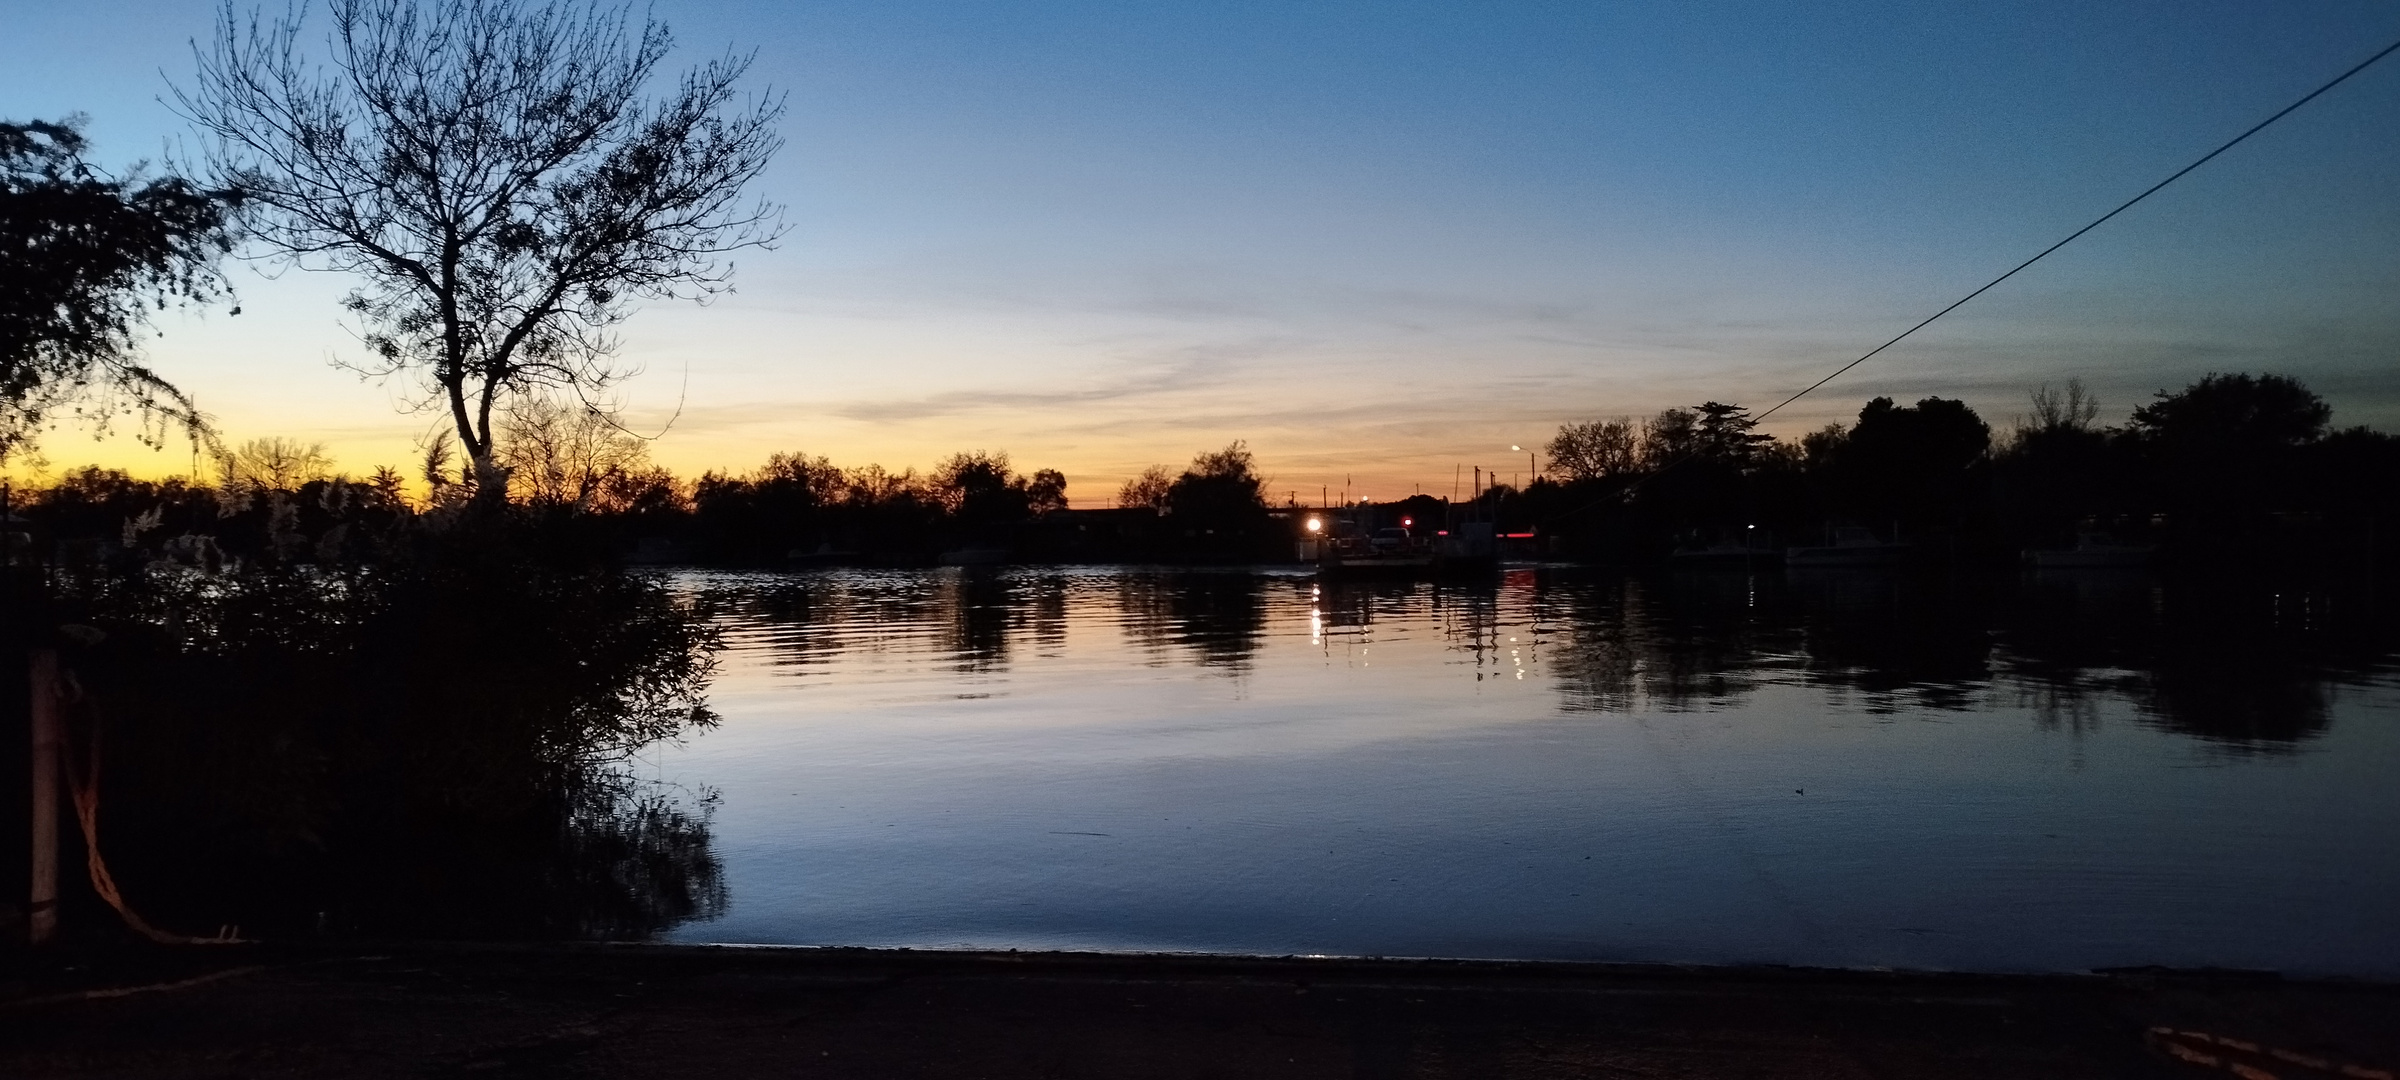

{"left": 1784, "top": 546, "right": 1909, "bottom": 568}
{"left": 2024, "top": 548, "right": 2151, "bottom": 568}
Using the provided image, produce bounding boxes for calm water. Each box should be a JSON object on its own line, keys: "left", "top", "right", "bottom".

{"left": 654, "top": 565, "right": 2399, "bottom": 976}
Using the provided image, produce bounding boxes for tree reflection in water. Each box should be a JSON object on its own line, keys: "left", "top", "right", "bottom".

{"left": 2006, "top": 572, "right": 2361, "bottom": 745}
{"left": 1103, "top": 570, "right": 1269, "bottom": 670}
{"left": 12, "top": 532, "right": 726, "bottom": 941}
{"left": 715, "top": 564, "right": 2385, "bottom": 754}
{"left": 941, "top": 569, "right": 1017, "bottom": 672}
{"left": 1538, "top": 566, "right": 2385, "bottom": 749}
{"left": 1160, "top": 572, "right": 1267, "bottom": 669}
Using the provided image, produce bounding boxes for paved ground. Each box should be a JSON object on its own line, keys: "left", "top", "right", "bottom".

{"left": 3, "top": 945, "right": 2395, "bottom": 1078}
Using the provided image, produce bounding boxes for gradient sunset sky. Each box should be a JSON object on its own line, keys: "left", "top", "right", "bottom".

{"left": 6, "top": 1, "right": 2397, "bottom": 504}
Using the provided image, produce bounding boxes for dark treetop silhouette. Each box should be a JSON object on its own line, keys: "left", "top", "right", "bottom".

{"left": 178, "top": 0, "right": 785, "bottom": 490}
{"left": 0, "top": 118, "right": 234, "bottom": 462}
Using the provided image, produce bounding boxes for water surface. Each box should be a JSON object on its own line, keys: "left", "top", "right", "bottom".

{"left": 656, "top": 566, "right": 2398, "bottom": 975}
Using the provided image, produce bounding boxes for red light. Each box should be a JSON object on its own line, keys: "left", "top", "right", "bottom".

{"left": 1401, "top": 517, "right": 1413, "bottom": 527}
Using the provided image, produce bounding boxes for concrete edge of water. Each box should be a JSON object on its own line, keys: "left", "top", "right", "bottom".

{"left": 6, "top": 940, "right": 2395, "bottom": 1079}
{"left": 13, "top": 937, "right": 2388, "bottom": 999}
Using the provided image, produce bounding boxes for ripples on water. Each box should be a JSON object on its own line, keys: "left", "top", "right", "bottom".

{"left": 654, "top": 565, "right": 2398, "bottom": 975}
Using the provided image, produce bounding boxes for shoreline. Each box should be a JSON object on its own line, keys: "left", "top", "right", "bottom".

{"left": 7, "top": 942, "right": 2394, "bottom": 1077}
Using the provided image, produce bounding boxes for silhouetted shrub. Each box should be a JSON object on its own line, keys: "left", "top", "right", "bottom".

{"left": 27, "top": 513, "right": 723, "bottom": 940}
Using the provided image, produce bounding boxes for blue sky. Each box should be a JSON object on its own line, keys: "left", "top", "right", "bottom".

{"left": 5, "top": 0, "right": 2397, "bottom": 500}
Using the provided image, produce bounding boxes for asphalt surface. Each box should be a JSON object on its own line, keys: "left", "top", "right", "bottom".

{"left": 4, "top": 944, "right": 2395, "bottom": 1078}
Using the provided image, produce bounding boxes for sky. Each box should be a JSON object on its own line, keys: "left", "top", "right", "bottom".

{"left": 5, "top": 0, "right": 2397, "bottom": 504}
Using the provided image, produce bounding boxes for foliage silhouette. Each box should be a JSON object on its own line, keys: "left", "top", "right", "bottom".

{"left": 0, "top": 118, "right": 235, "bottom": 461}
{"left": 11, "top": 373, "right": 2394, "bottom": 572}
{"left": 1159, "top": 442, "right": 1273, "bottom": 559}
{"left": 6, "top": 491, "right": 724, "bottom": 940}
{"left": 1527, "top": 372, "right": 2391, "bottom": 566}
{"left": 1820, "top": 396, "right": 1992, "bottom": 533}
{"left": 1116, "top": 465, "right": 1174, "bottom": 512}
{"left": 2124, "top": 373, "right": 2333, "bottom": 542}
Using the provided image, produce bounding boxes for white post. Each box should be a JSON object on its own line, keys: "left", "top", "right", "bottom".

{"left": 29, "top": 648, "right": 60, "bottom": 945}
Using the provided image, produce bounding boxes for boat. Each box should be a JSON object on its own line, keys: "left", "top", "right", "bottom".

{"left": 1322, "top": 550, "right": 1439, "bottom": 576}
{"left": 1319, "top": 525, "right": 1438, "bottom": 576}
{"left": 2023, "top": 533, "right": 2154, "bottom": 569}
{"left": 1785, "top": 526, "right": 1911, "bottom": 568}
{"left": 1670, "top": 538, "right": 1782, "bottom": 567}
{"left": 1313, "top": 521, "right": 1494, "bottom": 577}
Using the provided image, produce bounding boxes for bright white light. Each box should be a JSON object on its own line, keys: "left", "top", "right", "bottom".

{"left": 1305, "top": 518, "right": 1322, "bottom": 532}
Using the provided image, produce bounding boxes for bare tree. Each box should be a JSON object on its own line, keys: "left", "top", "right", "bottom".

{"left": 1638, "top": 408, "right": 1700, "bottom": 472}
{"left": 2025, "top": 378, "right": 2101, "bottom": 435}
{"left": 843, "top": 463, "right": 922, "bottom": 507}
{"left": 222, "top": 435, "right": 332, "bottom": 490}
{"left": 755, "top": 451, "right": 846, "bottom": 505}
{"left": 497, "top": 395, "right": 649, "bottom": 510}
{"left": 1544, "top": 419, "right": 1638, "bottom": 482}
{"left": 179, "top": 0, "right": 785, "bottom": 488}
{"left": 1117, "top": 465, "right": 1172, "bottom": 512}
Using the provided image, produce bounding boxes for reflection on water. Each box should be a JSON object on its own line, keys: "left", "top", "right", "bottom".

{"left": 660, "top": 566, "right": 2398, "bottom": 974}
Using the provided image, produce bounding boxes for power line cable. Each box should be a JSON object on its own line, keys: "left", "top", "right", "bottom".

{"left": 1748, "top": 31, "right": 2400, "bottom": 428}
{"left": 1543, "top": 31, "right": 2400, "bottom": 519}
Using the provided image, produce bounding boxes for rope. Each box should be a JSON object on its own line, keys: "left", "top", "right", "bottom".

{"left": 54, "top": 673, "right": 247, "bottom": 946}
{"left": 3, "top": 966, "right": 267, "bottom": 1010}
{"left": 2149, "top": 1027, "right": 2394, "bottom": 1080}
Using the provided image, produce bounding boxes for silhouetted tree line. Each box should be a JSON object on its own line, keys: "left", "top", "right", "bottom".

{"left": 688, "top": 450, "right": 1069, "bottom": 563}
{"left": 12, "top": 371, "right": 2393, "bottom": 572}
{"left": 677, "top": 440, "right": 1286, "bottom": 563}
{"left": 1522, "top": 372, "right": 2397, "bottom": 566}
{"left": 4, "top": 430, "right": 1295, "bottom": 570}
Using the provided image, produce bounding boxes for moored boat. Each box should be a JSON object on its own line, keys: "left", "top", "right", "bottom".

{"left": 1314, "top": 521, "right": 1496, "bottom": 577}
{"left": 1785, "top": 526, "right": 1910, "bottom": 568}
{"left": 1670, "top": 539, "right": 1782, "bottom": 567}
